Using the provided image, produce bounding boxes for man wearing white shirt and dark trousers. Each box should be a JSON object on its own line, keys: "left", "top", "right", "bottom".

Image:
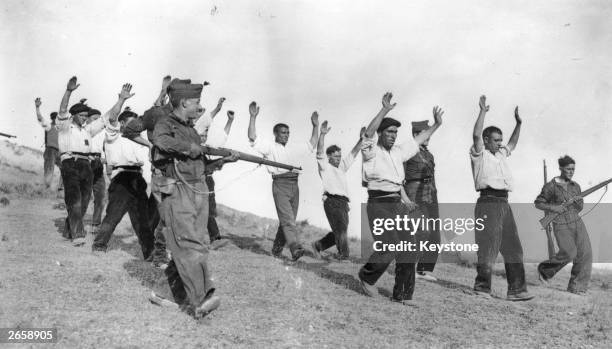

{"left": 358, "top": 93, "right": 443, "bottom": 303}
{"left": 470, "top": 95, "right": 533, "bottom": 301}
{"left": 56, "top": 77, "right": 132, "bottom": 246}
{"left": 311, "top": 121, "right": 364, "bottom": 261}
{"left": 92, "top": 110, "right": 154, "bottom": 258}
{"left": 248, "top": 102, "right": 319, "bottom": 261}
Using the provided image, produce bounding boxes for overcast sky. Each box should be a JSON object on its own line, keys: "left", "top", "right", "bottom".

{"left": 2, "top": 0, "right": 611, "bottom": 236}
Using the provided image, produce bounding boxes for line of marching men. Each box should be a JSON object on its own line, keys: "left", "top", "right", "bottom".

{"left": 35, "top": 76, "right": 593, "bottom": 318}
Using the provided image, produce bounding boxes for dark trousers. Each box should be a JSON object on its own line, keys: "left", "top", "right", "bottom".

{"left": 359, "top": 197, "right": 417, "bottom": 301}
{"left": 414, "top": 202, "right": 440, "bottom": 273}
{"left": 90, "top": 158, "right": 106, "bottom": 226}
{"left": 161, "top": 181, "right": 213, "bottom": 309}
{"left": 538, "top": 219, "right": 592, "bottom": 292}
{"left": 92, "top": 172, "right": 154, "bottom": 259}
{"left": 271, "top": 177, "right": 302, "bottom": 256}
{"left": 317, "top": 195, "right": 349, "bottom": 258}
{"left": 43, "top": 146, "right": 62, "bottom": 190}
{"left": 205, "top": 175, "right": 221, "bottom": 241}
{"left": 60, "top": 158, "right": 93, "bottom": 240}
{"left": 147, "top": 193, "right": 168, "bottom": 263}
{"left": 473, "top": 196, "right": 527, "bottom": 295}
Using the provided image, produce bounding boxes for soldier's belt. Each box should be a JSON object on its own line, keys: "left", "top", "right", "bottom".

{"left": 405, "top": 177, "right": 433, "bottom": 184}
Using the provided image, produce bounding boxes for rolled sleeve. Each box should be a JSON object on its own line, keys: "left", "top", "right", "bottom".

{"left": 535, "top": 182, "right": 554, "bottom": 205}
{"left": 250, "top": 137, "right": 272, "bottom": 156}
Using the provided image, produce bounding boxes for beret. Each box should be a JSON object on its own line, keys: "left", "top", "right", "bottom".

{"left": 88, "top": 109, "right": 101, "bottom": 117}
{"left": 69, "top": 103, "right": 91, "bottom": 115}
{"left": 168, "top": 83, "right": 203, "bottom": 101}
{"left": 377, "top": 117, "right": 401, "bottom": 133}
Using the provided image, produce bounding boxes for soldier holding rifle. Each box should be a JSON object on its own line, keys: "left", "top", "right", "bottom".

{"left": 535, "top": 155, "right": 592, "bottom": 295}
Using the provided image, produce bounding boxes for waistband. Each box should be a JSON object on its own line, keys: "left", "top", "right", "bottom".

{"left": 272, "top": 173, "right": 299, "bottom": 180}
{"left": 405, "top": 177, "right": 433, "bottom": 184}
{"left": 115, "top": 165, "right": 142, "bottom": 171}
{"left": 61, "top": 152, "right": 91, "bottom": 162}
{"left": 324, "top": 192, "right": 349, "bottom": 202}
{"left": 368, "top": 190, "right": 401, "bottom": 199}
{"left": 90, "top": 152, "right": 102, "bottom": 157}
{"left": 479, "top": 188, "right": 509, "bottom": 198}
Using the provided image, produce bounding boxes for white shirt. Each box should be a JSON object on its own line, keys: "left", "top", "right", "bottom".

{"left": 361, "top": 135, "right": 419, "bottom": 192}
{"left": 317, "top": 152, "right": 356, "bottom": 198}
{"left": 56, "top": 111, "right": 116, "bottom": 160}
{"left": 250, "top": 138, "right": 311, "bottom": 175}
{"left": 90, "top": 131, "right": 106, "bottom": 154}
{"left": 104, "top": 132, "right": 148, "bottom": 179}
{"left": 470, "top": 145, "right": 514, "bottom": 191}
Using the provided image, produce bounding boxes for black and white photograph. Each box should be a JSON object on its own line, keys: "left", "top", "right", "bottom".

{"left": 1, "top": 0, "right": 611, "bottom": 347}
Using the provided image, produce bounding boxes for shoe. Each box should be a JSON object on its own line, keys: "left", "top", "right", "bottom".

{"left": 507, "top": 291, "right": 535, "bottom": 302}
{"left": 195, "top": 295, "right": 221, "bottom": 318}
{"left": 416, "top": 271, "right": 438, "bottom": 282}
{"left": 72, "top": 237, "right": 86, "bottom": 247}
{"left": 291, "top": 247, "right": 305, "bottom": 261}
{"left": 473, "top": 290, "right": 493, "bottom": 299}
{"left": 210, "top": 238, "right": 230, "bottom": 250}
{"left": 359, "top": 277, "right": 379, "bottom": 298}
{"left": 568, "top": 289, "right": 588, "bottom": 296}
{"left": 538, "top": 271, "right": 551, "bottom": 286}
{"left": 148, "top": 291, "right": 179, "bottom": 309}
{"left": 310, "top": 241, "right": 321, "bottom": 259}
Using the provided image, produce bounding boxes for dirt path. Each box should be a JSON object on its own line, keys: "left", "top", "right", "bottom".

{"left": 1, "top": 198, "right": 611, "bottom": 348}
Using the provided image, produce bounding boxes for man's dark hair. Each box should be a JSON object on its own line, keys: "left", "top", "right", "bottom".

{"left": 118, "top": 110, "right": 138, "bottom": 123}
{"left": 558, "top": 155, "right": 575, "bottom": 167}
{"left": 482, "top": 126, "right": 502, "bottom": 140}
{"left": 169, "top": 96, "right": 183, "bottom": 108}
{"left": 50, "top": 112, "right": 58, "bottom": 120}
{"left": 273, "top": 123, "right": 289, "bottom": 134}
{"left": 326, "top": 145, "right": 341, "bottom": 156}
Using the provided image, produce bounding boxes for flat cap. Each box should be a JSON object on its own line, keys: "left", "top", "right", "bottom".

{"left": 377, "top": 117, "right": 401, "bottom": 133}
{"left": 69, "top": 102, "right": 91, "bottom": 115}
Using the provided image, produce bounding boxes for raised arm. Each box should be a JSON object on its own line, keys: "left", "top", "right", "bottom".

{"left": 506, "top": 106, "right": 522, "bottom": 152}
{"left": 472, "top": 95, "right": 489, "bottom": 153}
{"left": 349, "top": 126, "right": 367, "bottom": 158}
{"left": 59, "top": 76, "right": 80, "bottom": 116}
{"left": 35, "top": 98, "right": 51, "bottom": 131}
{"left": 364, "top": 92, "right": 396, "bottom": 138}
{"left": 414, "top": 106, "right": 444, "bottom": 145}
{"left": 316, "top": 120, "right": 330, "bottom": 157}
{"left": 105, "top": 83, "right": 135, "bottom": 124}
{"left": 309, "top": 111, "right": 320, "bottom": 149}
{"left": 153, "top": 75, "right": 172, "bottom": 107}
{"left": 224, "top": 110, "right": 235, "bottom": 136}
{"left": 247, "top": 101, "right": 260, "bottom": 142}
{"left": 211, "top": 97, "right": 226, "bottom": 119}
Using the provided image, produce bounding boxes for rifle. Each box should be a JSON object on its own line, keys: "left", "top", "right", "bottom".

{"left": 543, "top": 160, "right": 556, "bottom": 259}
{"left": 539, "top": 177, "right": 612, "bottom": 229}
{"left": 202, "top": 146, "right": 302, "bottom": 171}
{"left": 0, "top": 132, "right": 16, "bottom": 139}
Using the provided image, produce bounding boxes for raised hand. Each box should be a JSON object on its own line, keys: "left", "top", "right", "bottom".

{"left": 35, "top": 97, "right": 42, "bottom": 108}
{"left": 433, "top": 106, "right": 444, "bottom": 125}
{"left": 217, "top": 97, "right": 226, "bottom": 108}
{"left": 66, "top": 76, "right": 80, "bottom": 91}
{"left": 320, "top": 120, "right": 331, "bottom": 134}
{"left": 514, "top": 106, "right": 522, "bottom": 124}
{"left": 311, "top": 111, "right": 319, "bottom": 126}
{"left": 382, "top": 92, "right": 396, "bottom": 111}
{"left": 161, "top": 75, "right": 172, "bottom": 91}
{"left": 479, "top": 95, "right": 489, "bottom": 112}
{"left": 249, "top": 102, "right": 259, "bottom": 117}
{"left": 227, "top": 110, "right": 235, "bottom": 121}
{"left": 119, "top": 83, "right": 135, "bottom": 100}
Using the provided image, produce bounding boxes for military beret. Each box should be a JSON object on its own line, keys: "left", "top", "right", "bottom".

{"left": 69, "top": 102, "right": 91, "bottom": 115}
{"left": 411, "top": 120, "right": 429, "bottom": 133}
{"left": 166, "top": 78, "right": 192, "bottom": 93}
{"left": 88, "top": 109, "right": 101, "bottom": 117}
{"left": 377, "top": 117, "right": 401, "bottom": 132}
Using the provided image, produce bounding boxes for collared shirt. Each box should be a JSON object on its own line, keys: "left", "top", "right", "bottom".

{"left": 403, "top": 146, "right": 437, "bottom": 204}
{"left": 249, "top": 138, "right": 310, "bottom": 176}
{"left": 535, "top": 177, "right": 583, "bottom": 224}
{"left": 361, "top": 135, "right": 419, "bottom": 192}
{"left": 90, "top": 130, "right": 106, "bottom": 154}
{"left": 470, "top": 145, "right": 514, "bottom": 191}
{"left": 38, "top": 118, "right": 59, "bottom": 150}
{"left": 152, "top": 113, "right": 206, "bottom": 182}
{"left": 317, "top": 151, "right": 357, "bottom": 198}
{"left": 55, "top": 111, "right": 117, "bottom": 161}
{"left": 105, "top": 132, "right": 148, "bottom": 179}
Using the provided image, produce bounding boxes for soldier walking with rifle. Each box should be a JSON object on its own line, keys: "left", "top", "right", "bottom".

{"left": 536, "top": 155, "right": 598, "bottom": 295}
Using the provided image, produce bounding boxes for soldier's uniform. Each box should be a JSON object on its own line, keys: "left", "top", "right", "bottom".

{"left": 403, "top": 120, "right": 440, "bottom": 273}
{"left": 536, "top": 178, "right": 592, "bottom": 293}
{"left": 151, "top": 83, "right": 216, "bottom": 313}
